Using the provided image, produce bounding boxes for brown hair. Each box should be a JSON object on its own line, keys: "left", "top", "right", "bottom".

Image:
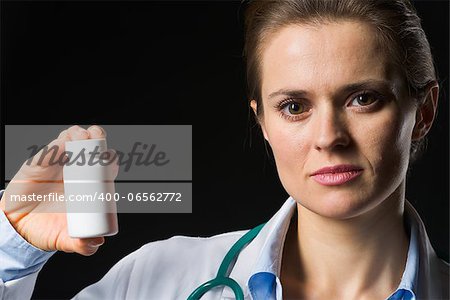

{"left": 243, "top": 0, "right": 438, "bottom": 163}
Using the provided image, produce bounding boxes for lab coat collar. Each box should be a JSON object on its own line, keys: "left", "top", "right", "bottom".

{"left": 396, "top": 200, "right": 419, "bottom": 294}
{"left": 404, "top": 200, "right": 448, "bottom": 298}
{"left": 222, "top": 197, "right": 296, "bottom": 298}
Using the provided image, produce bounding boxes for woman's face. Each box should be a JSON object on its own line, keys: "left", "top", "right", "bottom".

{"left": 252, "top": 21, "right": 418, "bottom": 219}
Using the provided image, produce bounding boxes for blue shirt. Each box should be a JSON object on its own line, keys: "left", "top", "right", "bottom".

{"left": 0, "top": 190, "right": 56, "bottom": 283}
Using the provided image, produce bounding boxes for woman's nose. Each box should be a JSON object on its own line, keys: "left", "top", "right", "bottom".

{"left": 313, "top": 108, "right": 350, "bottom": 151}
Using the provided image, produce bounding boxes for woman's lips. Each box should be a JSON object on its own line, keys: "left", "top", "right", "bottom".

{"left": 310, "top": 165, "right": 363, "bottom": 186}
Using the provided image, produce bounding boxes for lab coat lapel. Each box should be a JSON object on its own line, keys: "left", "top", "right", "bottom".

{"left": 405, "top": 201, "right": 450, "bottom": 299}
{"left": 221, "top": 197, "right": 297, "bottom": 299}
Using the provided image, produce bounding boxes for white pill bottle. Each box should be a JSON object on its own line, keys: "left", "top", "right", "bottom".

{"left": 63, "top": 138, "right": 119, "bottom": 238}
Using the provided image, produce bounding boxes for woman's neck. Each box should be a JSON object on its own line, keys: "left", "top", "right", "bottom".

{"left": 281, "top": 183, "right": 410, "bottom": 300}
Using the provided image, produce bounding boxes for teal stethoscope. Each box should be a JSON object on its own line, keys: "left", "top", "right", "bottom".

{"left": 187, "top": 223, "right": 266, "bottom": 300}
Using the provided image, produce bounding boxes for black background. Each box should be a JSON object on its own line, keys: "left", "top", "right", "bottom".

{"left": 1, "top": 1, "right": 448, "bottom": 299}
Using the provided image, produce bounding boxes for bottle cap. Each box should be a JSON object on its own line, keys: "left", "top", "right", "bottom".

{"left": 65, "top": 138, "right": 107, "bottom": 155}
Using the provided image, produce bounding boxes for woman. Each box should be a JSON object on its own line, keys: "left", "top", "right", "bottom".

{"left": 0, "top": 0, "right": 448, "bottom": 299}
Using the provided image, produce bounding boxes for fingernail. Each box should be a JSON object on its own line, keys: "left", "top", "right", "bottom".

{"left": 76, "top": 127, "right": 87, "bottom": 135}
{"left": 88, "top": 241, "right": 102, "bottom": 248}
{"left": 91, "top": 126, "right": 103, "bottom": 135}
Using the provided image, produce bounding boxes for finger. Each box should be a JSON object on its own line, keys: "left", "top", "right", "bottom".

{"left": 57, "top": 129, "right": 70, "bottom": 141}
{"left": 24, "top": 138, "right": 68, "bottom": 168}
{"left": 67, "top": 125, "right": 89, "bottom": 141}
{"left": 25, "top": 128, "right": 72, "bottom": 168}
{"left": 87, "top": 125, "right": 107, "bottom": 139}
{"left": 71, "top": 237, "right": 105, "bottom": 256}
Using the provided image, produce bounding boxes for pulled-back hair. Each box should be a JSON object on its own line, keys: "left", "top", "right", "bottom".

{"left": 243, "top": 0, "right": 438, "bottom": 162}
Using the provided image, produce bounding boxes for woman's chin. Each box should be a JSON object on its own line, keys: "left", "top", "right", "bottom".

{"left": 294, "top": 192, "right": 378, "bottom": 220}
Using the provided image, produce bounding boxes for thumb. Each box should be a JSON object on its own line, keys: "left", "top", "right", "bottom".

{"left": 68, "top": 237, "right": 105, "bottom": 256}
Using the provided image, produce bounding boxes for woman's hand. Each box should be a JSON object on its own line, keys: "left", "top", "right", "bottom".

{"left": 0, "top": 125, "right": 117, "bottom": 256}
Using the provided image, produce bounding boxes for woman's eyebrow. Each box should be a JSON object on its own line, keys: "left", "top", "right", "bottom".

{"left": 267, "top": 80, "right": 394, "bottom": 100}
{"left": 338, "top": 80, "right": 394, "bottom": 95}
{"left": 268, "top": 89, "right": 308, "bottom": 100}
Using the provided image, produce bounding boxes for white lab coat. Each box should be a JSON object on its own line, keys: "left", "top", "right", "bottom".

{"left": 0, "top": 197, "right": 448, "bottom": 299}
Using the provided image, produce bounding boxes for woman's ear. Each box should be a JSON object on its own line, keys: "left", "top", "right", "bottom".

{"left": 412, "top": 82, "right": 439, "bottom": 141}
{"left": 250, "top": 100, "right": 269, "bottom": 142}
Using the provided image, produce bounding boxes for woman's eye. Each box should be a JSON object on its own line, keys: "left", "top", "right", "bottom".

{"left": 350, "top": 93, "right": 379, "bottom": 107}
{"left": 286, "top": 102, "right": 305, "bottom": 114}
{"left": 275, "top": 99, "right": 310, "bottom": 122}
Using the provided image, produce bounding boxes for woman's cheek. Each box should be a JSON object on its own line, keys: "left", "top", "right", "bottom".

{"left": 268, "top": 125, "right": 310, "bottom": 188}
{"left": 270, "top": 121, "right": 305, "bottom": 156}
{"left": 359, "top": 110, "right": 411, "bottom": 176}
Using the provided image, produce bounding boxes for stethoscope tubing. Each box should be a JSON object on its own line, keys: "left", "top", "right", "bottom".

{"left": 186, "top": 223, "right": 266, "bottom": 300}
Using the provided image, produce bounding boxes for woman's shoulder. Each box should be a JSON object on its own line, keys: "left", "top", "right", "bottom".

{"left": 434, "top": 256, "right": 449, "bottom": 296}
{"left": 135, "top": 229, "right": 248, "bottom": 260}
{"left": 108, "top": 229, "right": 250, "bottom": 298}
{"left": 102, "top": 229, "right": 249, "bottom": 277}
{"left": 76, "top": 230, "right": 251, "bottom": 299}
{"left": 116, "top": 229, "right": 250, "bottom": 271}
